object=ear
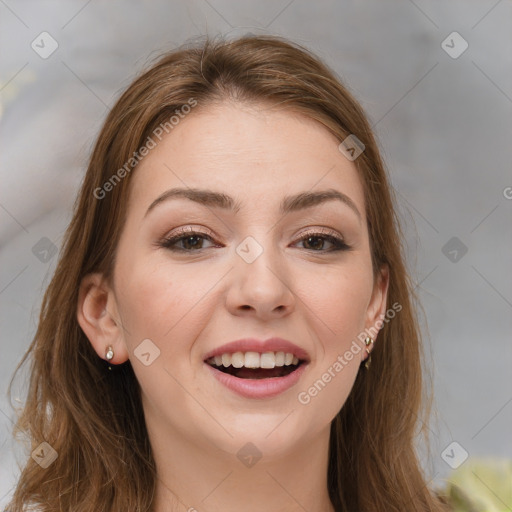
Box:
[362,264,390,362]
[76,272,129,364]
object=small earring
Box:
[105,345,114,361]
[364,336,374,370]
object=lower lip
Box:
[204,362,308,399]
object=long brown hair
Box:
[5,34,449,512]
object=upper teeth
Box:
[207,351,300,369]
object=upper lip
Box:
[203,337,310,362]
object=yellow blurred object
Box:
[440,458,512,512]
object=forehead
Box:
[127,101,366,219]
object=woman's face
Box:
[101,101,388,458]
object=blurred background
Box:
[1,0,511,506]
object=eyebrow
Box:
[144,187,362,222]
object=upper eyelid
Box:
[295,227,343,239]
[164,225,216,238]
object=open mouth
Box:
[205,351,306,380]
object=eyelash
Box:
[157,227,351,253]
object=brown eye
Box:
[295,233,350,252]
[159,229,218,252]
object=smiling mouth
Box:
[205,351,305,380]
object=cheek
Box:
[117,251,229,364]
[297,262,373,349]
[297,320,366,428]
[293,262,371,420]
[114,259,211,403]
[114,254,218,351]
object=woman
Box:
[5,35,450,511]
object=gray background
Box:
[1,0,511,506]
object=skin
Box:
[77,101,389,512]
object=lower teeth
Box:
[212,364,299,379]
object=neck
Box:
[148,417,335,512]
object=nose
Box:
[225,239,295,321]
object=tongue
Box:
[210,363,300,379]
[235,367,285,379]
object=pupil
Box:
[185,236,201,249]
[305,236,323,250]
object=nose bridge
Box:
[227,231,294,315]
[235,232,282,284]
